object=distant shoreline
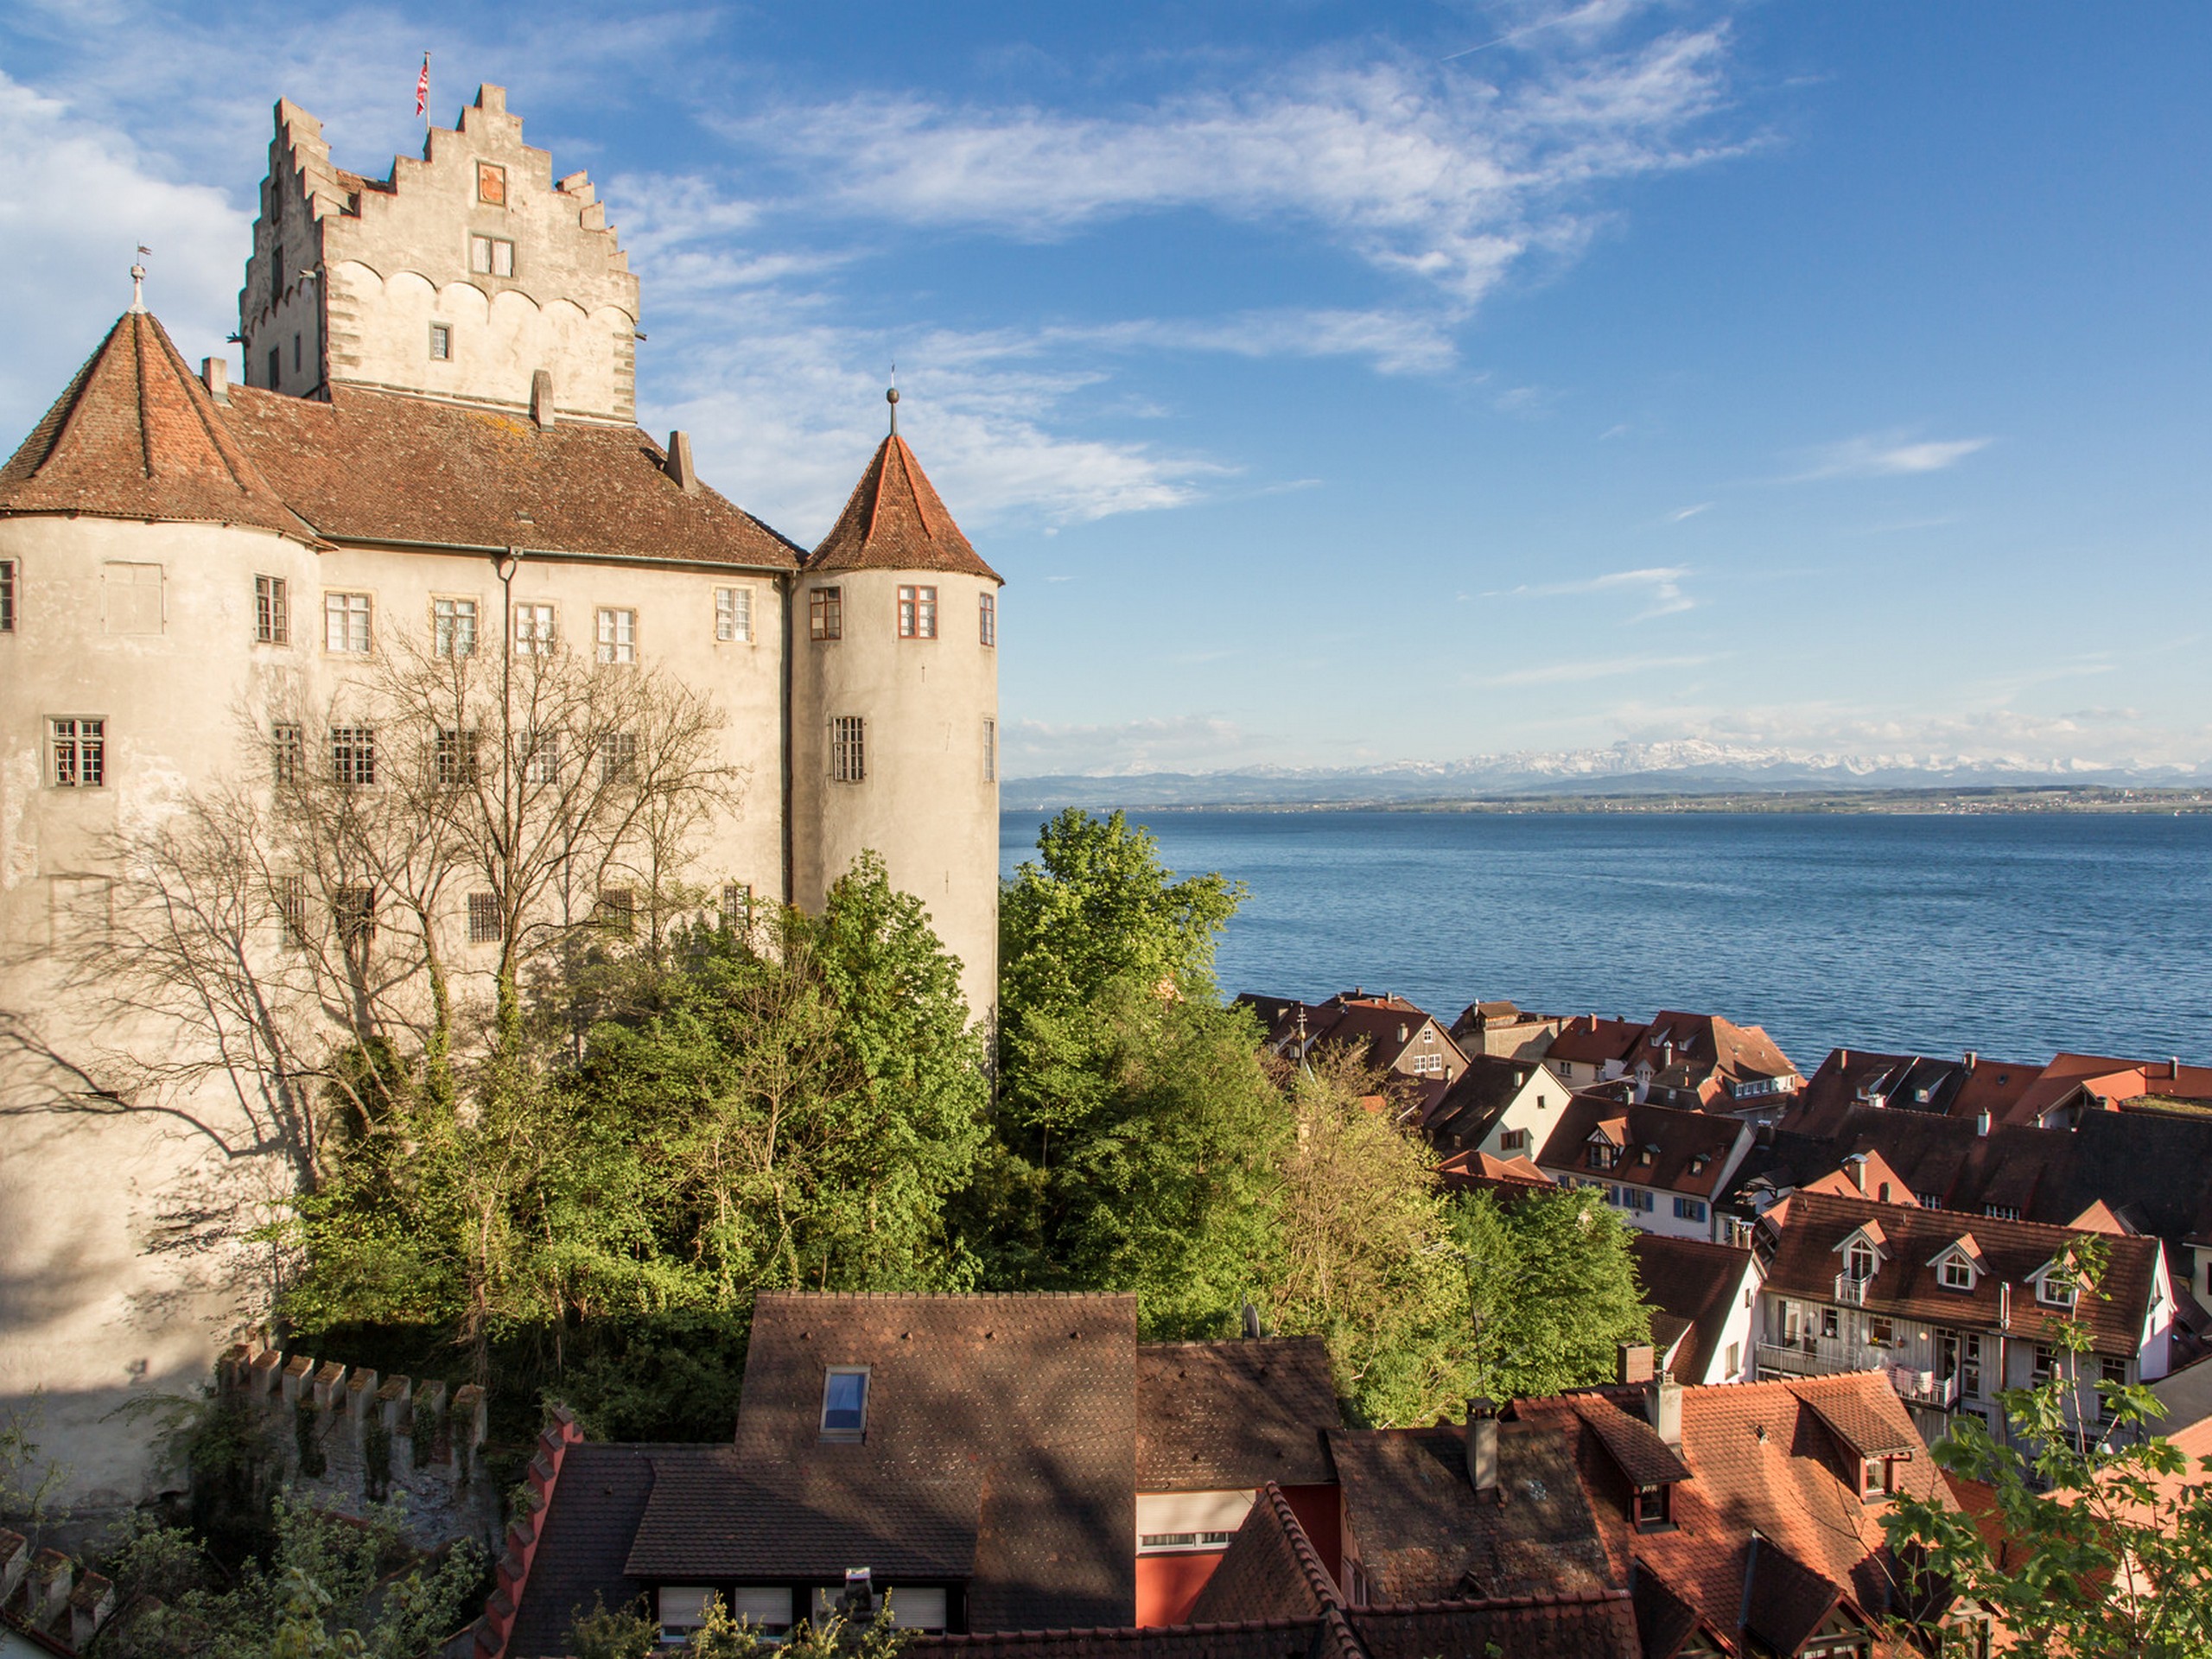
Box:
[1002,785,2212,817]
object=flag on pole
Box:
[415,52,430,118]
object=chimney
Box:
[531,368,556,429]
[200,356,230,404]
[1840,1047,1850,1068]
[1616,1343,1656,1386]
[1465,1399,1498,1497]
[1844,1154,1867,1193]
[666,429,698,493]
[1646,1376,1684,1449]
[1963,1050,1978,1072]
[1975,1110,1991,1138]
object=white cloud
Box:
[1481,651,1713,686]
[1669,501,1712,521]
[1003,715,1255,775]
[1790,431,1993,480]
[1497,563,1696,617]
[728,29,1739,305]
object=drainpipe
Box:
[779,571,794,907]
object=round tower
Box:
[791,394,1002,1027]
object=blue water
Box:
[999,810,2212,1068]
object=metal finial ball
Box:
[887,387,899,404]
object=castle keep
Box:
[0,86,1001,1517]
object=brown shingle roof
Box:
[0,311,308,542]
[1136,1339,1339,1491]
[222,384,802,568]
[507,1443,674,1659]
[1630,1235,1753,1384]
[1568,1396,1691,1488]
[810,434,1000,581]
[1537,1095,1746,1198]
[1186,1487,1338,1626]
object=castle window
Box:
[434,728,478,788]
[715,586,752,643]
[467,893,500,944]
[596,607,637,664]
[330,726,377,786]
[469,235,517,278]
[105,563,164,634]
[983,718,995,783]
[599,732,639,785]
[721,882,753,925]
[434,597,478,658]
[268,348,280,391]
[334,887,376,953]
[522,728,561,784]
[514,603,556,655]
[294,334,302,373]
[429,323,452,360]
[255,575,289,645]
[477,162,506,206]
[979,590,995,646]
[810,586,842,641]
[325,593,372,654]
[899,584,937,639]
[49,718,105,787]
[270,722,304,784]
[275,874,309,949]
[0,559,14,631]
[595,887,636,935]
[270,239,284,302]
[831,716,866,784]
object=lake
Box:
[999,808,2212,1067]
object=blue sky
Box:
[4,2,2209,776]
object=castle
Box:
[0,87,1001,1519]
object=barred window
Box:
[429,323,452,361]
[522,728,561,784]
[596,607,637,664]
[467,893,500,944]
[715,586,752,643]
[51,718,105,787]
[333,886,376,952]
[434,597,478,658]
[596,887,636,934]
[435,728,478,787]
[331,726,377,786]
[831,715,865,784]
[979,590,995,646]
[275,874,309,947]
[270,721,304,784]
[982,718,995,783]
[599,731,639,785]
[898,585,937,639]
[325,592,372,653]
[810,586,842,641]
[255,575,289,644]
[514,603,556,655]
[720,881,753,925]
[1,559,16,632]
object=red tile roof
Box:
[1137,1339,1340,1491]
[1537,1095,1748,1198]
[1628,1234,1754,1383]
[1757,1190,2163,1358]
[810,434,1000,581]
[0,311,308,542]
[1542,1016,1649,1068]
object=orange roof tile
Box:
[810,433,1000,581]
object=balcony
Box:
[1756,1337,1888,1378]
[1834,1273,1870,1306]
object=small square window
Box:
[898,584,938,639]
[1499,1128,1529,1152]
[596,887,635,935]
[1635,1485,1671,1529]
[0,558,15,632]
[255,575,289,645]
[596,607,637,664]
[1870,1316,1895,1346]
[599,731,639,785]
[522,728,561,784]
[715,586,752,643]
[467,893,500,944]
[1861,1459,1892,1500]
[979,590,996,646]
[434,597,478,658]
[831,715,866,784]
[1820,1307,1840,1338]
[721,881,753,926]
[822,1367,869,1439]
[50,717,105,787]
[1942,1256,1974,1290]
[810,586,842,641]
[469,234,516,277]
[331,725,377,786]
[275,874,309,948]
[982,717,995,783]
[476,162,506,206]
[429,323,452,361]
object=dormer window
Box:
[1940,1255,1975,1291]
[1847,1242,1877,1283]
[2038,1274,2077,1308]
[1587,1140,1620,1172]
[1634,1484,1673,1529]
[1860,1458,1895,1502]
[821,1366,869,1440]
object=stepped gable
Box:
[809,434,1001,581]
[0,310,308,542]
[220,385,801,569]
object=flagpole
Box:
[416,49,431,132]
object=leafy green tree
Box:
[984,810,1278,1332]
[1885,1237,2212,1658]
[1453,1185,1650,1402]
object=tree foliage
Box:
[1455,1184,1651,1402]
[1885,1237,2212,1658]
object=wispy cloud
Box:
[1481,651,1713,686]
[1669,501,1713,521]
[1003,715,1255,775]
[1789,430,1993,480]
[1497,564,1696,618]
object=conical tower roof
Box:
[0,310,310,543]
[809,433,1001,582]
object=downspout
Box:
[779,570,794,906]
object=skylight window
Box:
[822,1366,869,1440]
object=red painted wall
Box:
[1281,1484,1340,1584]
[1135,1551,1222,1627]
